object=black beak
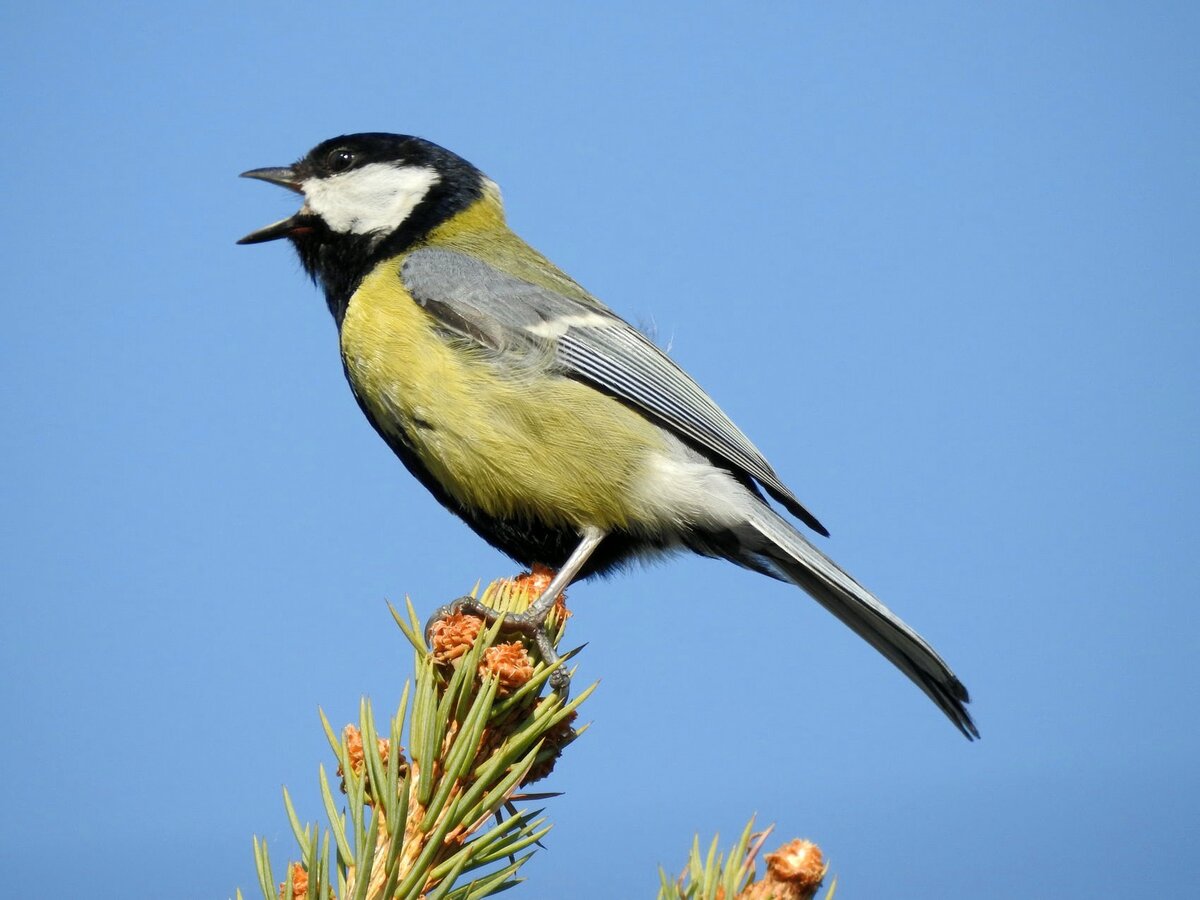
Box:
[237,166,310,245]
[237,215,311,245]
[239,166,303,192]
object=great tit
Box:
[239,133,976,739]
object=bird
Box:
[238,133,977,739]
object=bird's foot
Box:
[424,572,571,696]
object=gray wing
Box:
[401,247,828,536]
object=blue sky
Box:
[2,2,1197,897]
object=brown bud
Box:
[739,838,827,900]
[341,725,365,778]
[337,724,407,799]
[480,641,535,695]
[511,565,572,620]
[429,611,484,663]
[279,862,308,900]
[515,564,556,598]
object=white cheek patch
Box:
[303,163,441,236]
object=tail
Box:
[721,506,978,739]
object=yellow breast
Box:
[339,256,670,532]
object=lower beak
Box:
[237,214,312,245]
[238,165,310,244]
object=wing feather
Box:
[401,247,828,535]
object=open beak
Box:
[237,166,311,244]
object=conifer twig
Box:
[658,819,835,900]
[243,573,592,900]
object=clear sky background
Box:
[2,3,1197,897]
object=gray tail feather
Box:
[734,507,978,740]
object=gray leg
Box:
[424,527,607,696]
[515,526,605,623]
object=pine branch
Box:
[658,820,835,900]
[242,574,591,900]
[236,573,837,898]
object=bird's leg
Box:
[424,527,606,695]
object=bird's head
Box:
[238,133,488,308]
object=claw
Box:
[424,584,572,696]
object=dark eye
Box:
[325,148,355,173]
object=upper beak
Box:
[240,166,303,192]
[237,166,308,245]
